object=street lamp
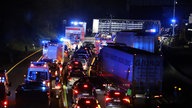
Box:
[172,0,177,36]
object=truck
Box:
[100,44,163,101]
[114,30,161,53]
[42,41,64,65]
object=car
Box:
[75,58,89,71]
[73,76,110,92]
[72,96,101,108]
[66,69,86,87]
[67,60,83,72]
[15,81,51,108]
[49,62,61,79]
[72,80,97,102]
[105,89,131,108]
[72,53,90,61]
[0,69,11,108]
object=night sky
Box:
[0,0,192,49]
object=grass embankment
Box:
[0,43,41,69]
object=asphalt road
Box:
[6,49,64,108]
[3,45,192,108]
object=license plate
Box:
[114,99,120,102]
[82,93,89,96]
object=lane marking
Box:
[6,49,42,75]
[87,57,96,77]
[63,85,68,107]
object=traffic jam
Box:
[9,37,135,108]
[0,20,166,108]
[1,34,165,108]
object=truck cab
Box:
[0,69,11,108]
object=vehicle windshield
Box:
[28,71,48,81]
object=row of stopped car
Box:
[71,76,132,108]
[71,76,101,108]
[65,45,95,88]
[15,61,63,108]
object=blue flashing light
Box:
[71,21,84,26]
[60,37,65,42]
[145,28,157,33]
[71,21,78,25]
[73,22,78,25]
[41,86,46,91]
[41,40,49,44]
[171,19,176,23]
[150,29,156,33]
[78,22,84,25]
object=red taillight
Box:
[105,97,112,101]
[68,65,72,69]
[76,106,80,108]
[43,81,50,87]
[114,92,120,95]
[83,84,88,88]
[47,82,50,87]
[123,98,130,103]
[85,100,90,104]
[4,100,8,107]
[68,77,72,81]
[55,71,58,76]
[74,90,78,94]
[74,61,79,64]
[59,66,62,71]
[55,83,61,89]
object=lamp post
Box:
[172,0,177,36]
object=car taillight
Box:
[47,82,50,87]
[85,100,90,104]
[76,106,80,108]
[74,61,79,64]
[68,77,72,81]
[43,81,50,87]
[59,65,62,71]
[55,71,58,76]
[105,97,112,101]
[114,92,120,95]
[83,84,88,88]
[4,100,8,107]
[68,65,72,69]
[55,83,61,89]
[74,90,78,94]
[123,98,130,103]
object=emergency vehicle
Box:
[42,40,64,65]
[25,61,50,87]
